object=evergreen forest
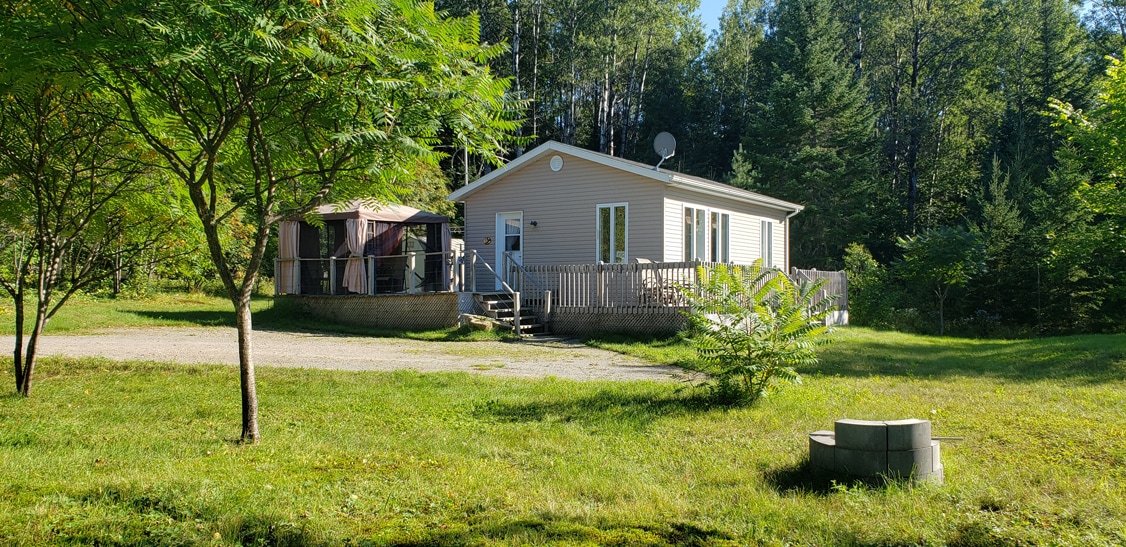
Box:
[438,0,1126,336]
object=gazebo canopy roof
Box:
[311,200,448,224]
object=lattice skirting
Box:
[283,294,459,331]
[550,307,688,338]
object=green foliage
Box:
[896,226,987,335]
[733,0,877,269]
[69,0,526,303]
[1049,53,1126,332]
[680,262,834,403]
[842,242,894,327]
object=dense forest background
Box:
[434,0,1125,336]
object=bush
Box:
[842,243,893,327]
[680,262,835,404]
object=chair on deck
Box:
[631,257,681,306]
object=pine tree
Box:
[732,0,878,269]
[991,0,1092,203]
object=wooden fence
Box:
[791,267,849,325]
[520,261,707,309]
[509,262,850,334]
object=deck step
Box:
[471,291,548,335]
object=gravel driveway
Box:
[13,327,685,382]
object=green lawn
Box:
[1,324,1124,545]
[0,293,506,341]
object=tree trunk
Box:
[12,284,25,393]
[531,0,541,141]
[235,296,260,443]
[510,0,524,156]
[565,0,579,145]
[19,296,52,397]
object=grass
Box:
[0,292,510,341]
[1,325,1124,545]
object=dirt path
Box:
[10,327,685,382]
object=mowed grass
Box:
[0,293,507,341]
[1,327,1125,545]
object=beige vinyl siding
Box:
[731,212,761,264]
[662,187,789,266]
[462,152,665,276]
[774,220,786,269]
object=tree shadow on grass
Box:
[125,306,495,341]
[811,332,1126,383]
[384,517,732,547]
[473,387,726,430]
[127,309,237,327]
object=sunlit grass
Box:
[0,292,509,341]
[2,326,1125,545]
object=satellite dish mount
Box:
[653,132,677,171]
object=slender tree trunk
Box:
[531,0,541,141]
[621,40,640,155]
[235,295,259,442]
[907,16,923,234]
[511,0,524,156]
[19,293,52,397]
[12,284,25,393]
[937,285,947,336]
[566,1,578,145]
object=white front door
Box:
[496,212,523,289]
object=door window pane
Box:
[694,209,706,260]
[711,212,730,263]
[684,207,709,261]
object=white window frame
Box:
[596,202,628,264]
[761,220,774,268]
[684,206,731,263]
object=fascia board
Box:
[447,144,554,201]
[668,175,804,213]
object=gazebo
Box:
[276,200,452,295]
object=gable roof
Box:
[447,140,803,213]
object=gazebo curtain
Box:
[341,219,367,294]
[277,221,300,294]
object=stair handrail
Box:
[503,252,552,328]
[467,250,521,334]
[503,252,548,293]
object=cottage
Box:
[448,141,807,336]
[448,140,802,285]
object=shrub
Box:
[680,261,835,404]
[842,242,893,327]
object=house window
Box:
[685,207,730,262]
[761,220,774,268]
[711,212,730,263]
[684,207,705,261]
[597,203,627,263]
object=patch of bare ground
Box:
[10,327,686,382]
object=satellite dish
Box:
[653,132,676,171]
